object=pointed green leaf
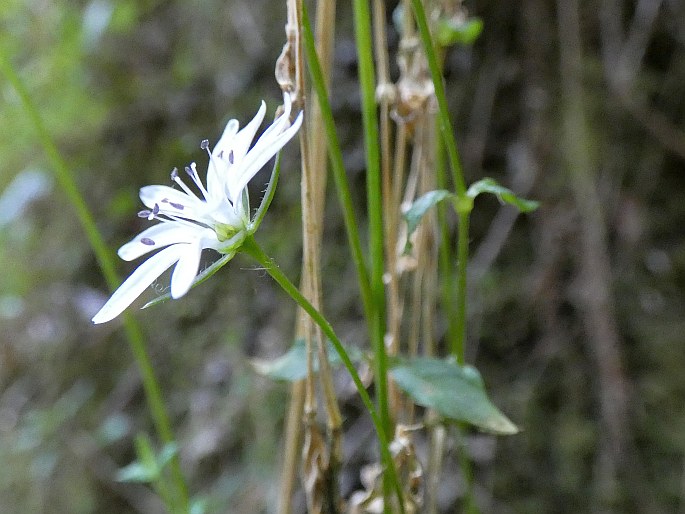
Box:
[436,17,484,47]
[390,357,519,435]
[117,435,178,483]
[157,443,178,469]
[252,338,364,382]
[466,178,539,212]
[116,462,157,483]
[403,190,455,250]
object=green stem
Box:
[454,213,469,364]
[0,53,189,511]
[351,0,390,448]
[301,3,373,326]
[349,1,392,509]
[410,0,470,363]
[241,236,405,514]
[435,119,458,357]
[410,0,466,197]
[410,5,475,507]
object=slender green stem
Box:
[410,0,466,197]
[435,119,458,356]
[241,236,405,514]
[410,0,471,364]
[454,214,469,364]
[349,2,393,509]
[0,53,189,511]
[410,5,476,509]
[301,3,372,326]
[351,0,391,448]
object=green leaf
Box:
[390,357,519,435]
[436,17,484,47]
[252,338,364,382]
[116,462,157,483]
[116,436,178,483]
[466,178,539,212]
[403,190,454,250]
[157,443,178,468]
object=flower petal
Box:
[208,102,268,203]
[207,119,239,199]
[118,222,214,261]
[255,93,293,142]
[92,245,184,324]
[230,100,267,164]
[170,239,203,298]
[227,111,303,201]
[139,185,207,216]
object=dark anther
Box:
[228,150,234,164]
[184,165,193,176]
[170,167,179,180]
[140,238,156,246]
[138,210,151,218]
[152,204,160,215]
[200,139,209,150]
[161,198,183,209]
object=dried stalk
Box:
[278,0,341,512]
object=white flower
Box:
[92,95,302,324]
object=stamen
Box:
[161,198,185,210]
[172,172,196,198]
[136,205,158,221]
[185,162,209,199]
[200,139,209,150]
[140,238,156,246]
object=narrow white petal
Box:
[207,102,268,202]
[227,111,303,200]
[207,124,236,198]
[118,222,206,261]
[256,96,292,142]
[139,185,207,215]
[92,245,184,324]
[170,239,203,299]
[230,101,267,163]
[213,119,240,156]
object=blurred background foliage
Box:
[1,0,684,513]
